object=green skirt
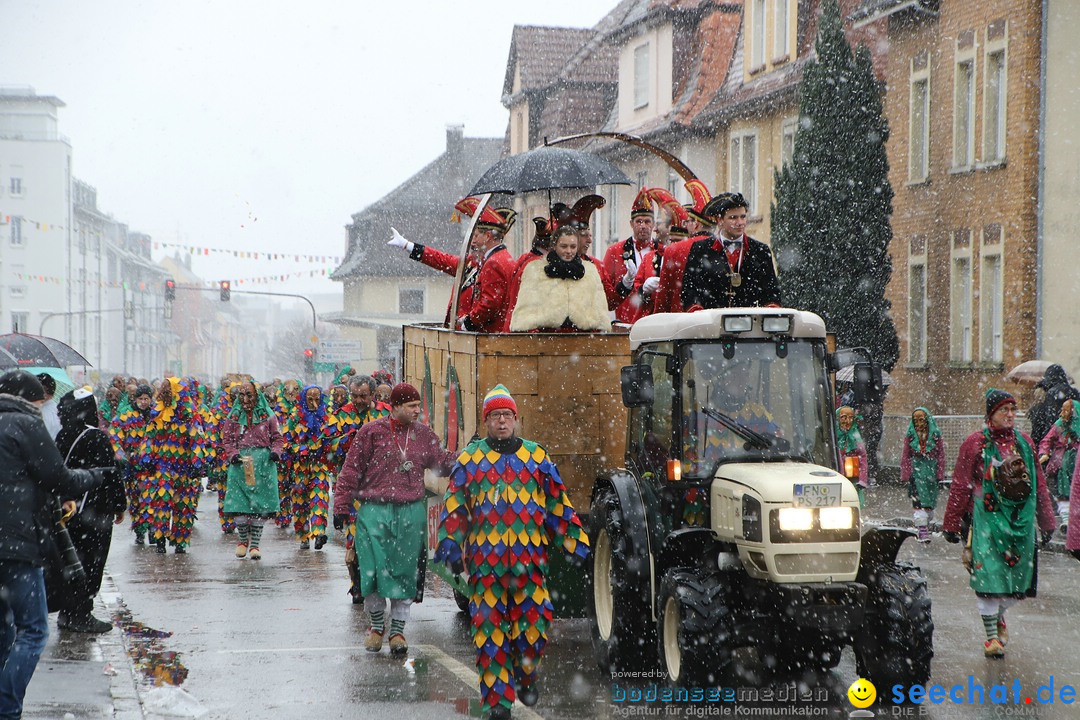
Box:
[223,447,280,515]
[354,500,426,600]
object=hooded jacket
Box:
[0,393,104,566]
[55,390,126,533]
[1030,364,1080,445]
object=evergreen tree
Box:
[771,0,899,371]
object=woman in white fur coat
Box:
[504,226,610,333]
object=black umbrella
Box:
[0,346,19,369]
[469,146,632,195]
[0,333,91,368]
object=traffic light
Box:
[219,280,231,302]
[303,348,315,373]
[164,278,176,302]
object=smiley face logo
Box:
[847,678,876,708]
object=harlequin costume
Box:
[273,380,301,527]
[900,407,946,542]
[435,385,590,718]
[222,386,283,560]
[283,385,335,548]
[333,383,456,654]
[602,187,657,323]
[943,389,1056,657]
[205,384,239,534]
[110,385,153,543]
[142,377,206,553]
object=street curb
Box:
[97,574,145,720]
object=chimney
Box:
[446,124,464,160]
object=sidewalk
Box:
[23,576,143,720]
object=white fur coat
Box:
[508,259,611,332]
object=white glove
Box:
[642,276,660,295]
[389,227,414,253]
[622,258,639,289]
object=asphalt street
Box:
[24,484,1080,720]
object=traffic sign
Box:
[318,341,363,363]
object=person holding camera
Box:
[0,371,107,719]
[52,387,127,633]
[943,388,1057,659]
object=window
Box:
[730,131,757,210]
[984,49,1007,162]
[634,43,650,109]
[909,54,931,182]
[9,166,22,196]
[398,288,425,315]
[751,0,766,70]
[780,117,798,168]
[907,236,928,365]
[10,312,28,333]
[607,189,619,243]
[953,58,975,167]
[9,216,22,246]
[9,286,26,299]
[773,0,790,60]
[515,110,525,154]
[667,170,678,195]
[979,225,1003,363]
[637,171,648,190]
[949,230,973,363]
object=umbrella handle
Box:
[448,193,491,330]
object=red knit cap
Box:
[388,382,421,406]
[482,384,517,419]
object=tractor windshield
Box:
[680,339,835,478]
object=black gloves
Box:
[269,452,280,462]
[1041,529,1054,548]
[943,531,962,544]
[332,514,348,530]
[230,455,242,465]
[449,558,465,575]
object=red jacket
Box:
[411,244,477,324]
[652,236,704,314]
[462,245,515,332]
[630,248,665,321]
[603,237,652,323]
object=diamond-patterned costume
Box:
[282,386,335,543]
[110,394,152,536]
[205,384,238,533]
[142,378,206,549]
[436,437,590,714]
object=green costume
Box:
[222,391,281,516]
[905,408,943,509]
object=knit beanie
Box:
[985,388,1016,418]
[482,384,517,419]
[388,382,421,407]
[0,370,46,402]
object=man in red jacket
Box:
[456,206,516,332]
[602,188,656,323]
[653,191,781,313]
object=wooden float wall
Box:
[403,324,631,507]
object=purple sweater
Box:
[222,415,283,459]
[334,417,456,510]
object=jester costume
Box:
[1037,399,1080,508]
[273,380,301,527]
[944,388,1057,657]
[204,383,239,533]
[110,388,153,542]
[435,386,589,716]
[222,387,283,560]
[141,378,207,553]
[282,385,335,547]
[900,408,946,542]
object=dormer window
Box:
[634,43,650,109]
[746,0,796,77]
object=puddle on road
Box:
[111,601,189,686]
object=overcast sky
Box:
[1,0,614,295]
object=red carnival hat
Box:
[683,178,716,226]
[452,197,517,234]
[630,187,654,218]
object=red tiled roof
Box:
[675,8,743,123]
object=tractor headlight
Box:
[761,315,792,334]
[819,506,854,530]
[777,507,813,531]
[722,315,753,333]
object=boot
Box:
[155,537,167,554]
[64,615,113,634]
[984,638,1005,658]
[364,628,384,652]
[314,534,327,550]
[388,633,408,656]
[519,683,539,707]
[248,546,262,560]
[488,705,511,720]
[134,530,145,546]
[236,543,249,558]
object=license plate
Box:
[793,483,841,508]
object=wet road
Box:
[102,490,1080,720]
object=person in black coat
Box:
[0,371,106,719]
[52,388,126,633]
[1029,364,1080,447]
